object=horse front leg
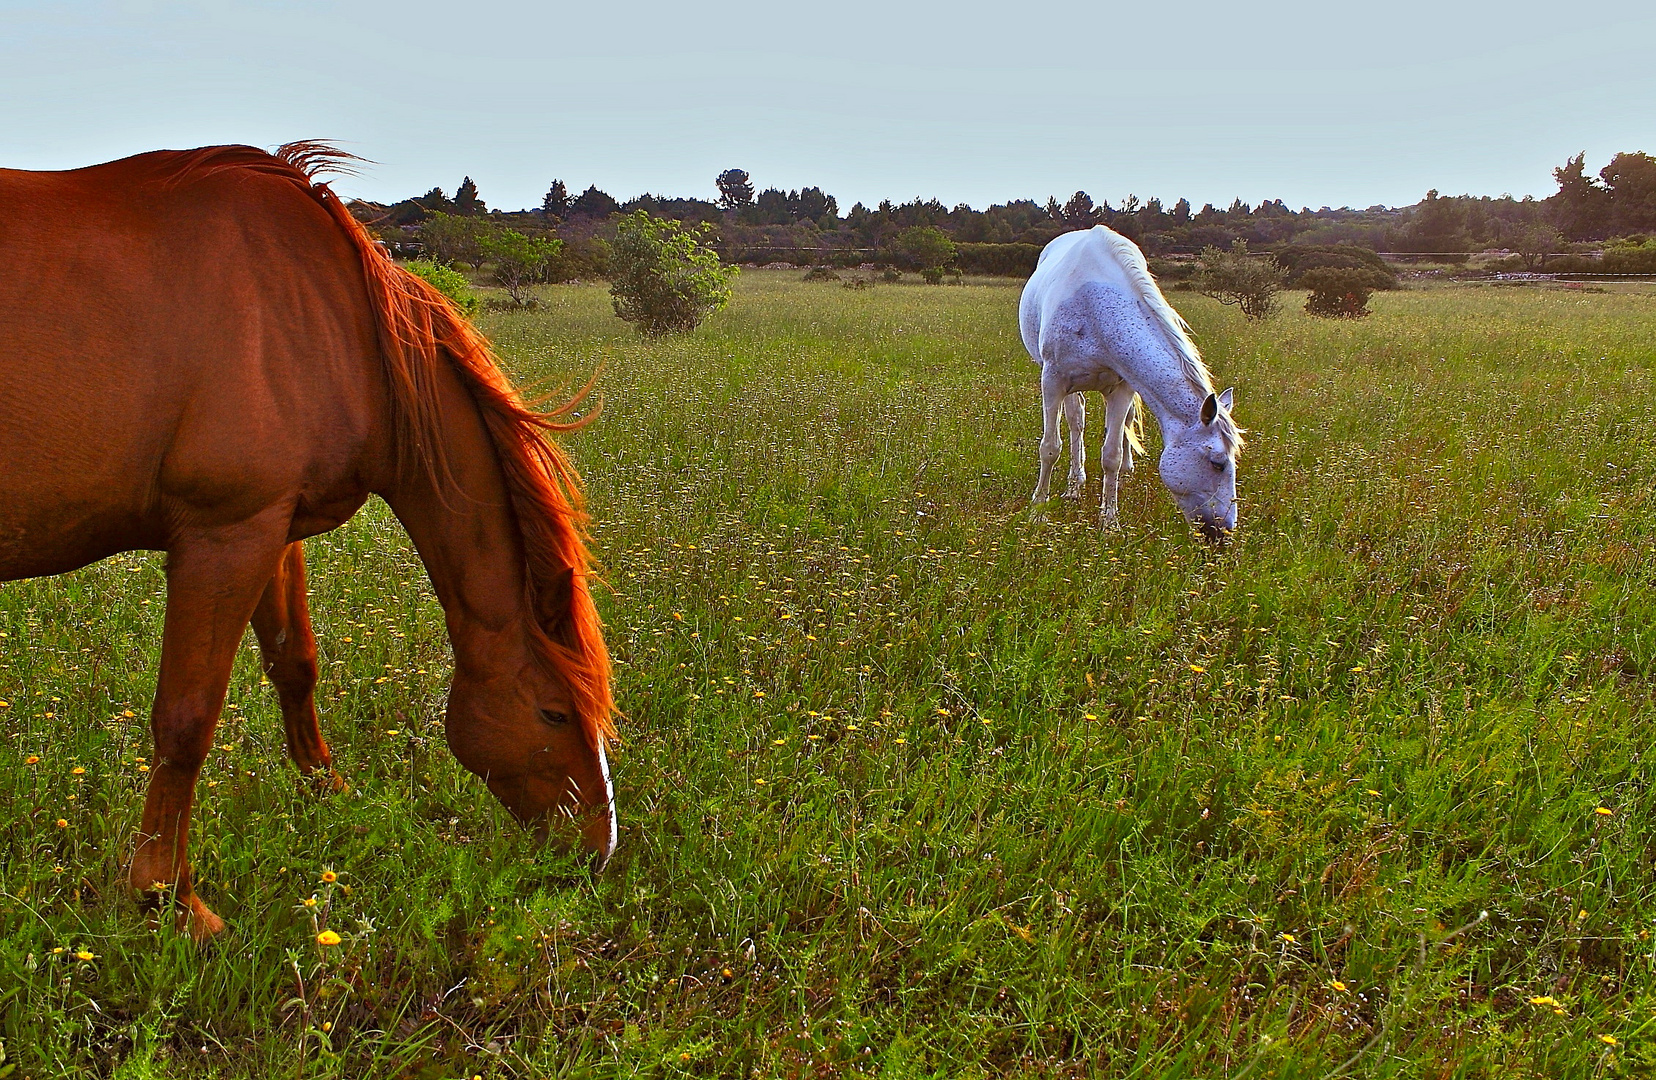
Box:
[251,541,345,792]
[131,512,289,941]
[1032,375,1066,505]
[1098,385,1138,530]
[1062,392,1087,499]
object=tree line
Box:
[354,150,1656,277]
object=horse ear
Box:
[1200,392,1218,425]
[1218,386,1235,412]
[536,567,576,631]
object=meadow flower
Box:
[25,755,39,765]
[316,930,342,946]
[1599,1034,1619,1047]
[1595,807,1613,816]
[320,870,338,884]
[1280,933,1295,944]
[1528,996,1557,1007]
[56,818,68,828]
[71,766,85,775]
[75,949,96,961]
[1331,980,1347,991]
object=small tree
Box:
[892,225,957,278]
[421,212,492,269]
[405,259,479,316]
[1195,240,1287,319]
[609,211,737,336]
[482,229,563,307]
[1513,223,1563,270]
[1301,267,1375,318]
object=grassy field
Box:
[5,273,1656,1078]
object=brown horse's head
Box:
[444,641,616,866]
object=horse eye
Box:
[538,708,571,726]
[1211,460,1227,473]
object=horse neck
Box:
[378,378,528,675]
[1115,321,1208,432]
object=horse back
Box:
[0,151,389,578]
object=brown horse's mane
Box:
[162,141,614,744]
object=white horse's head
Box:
[1158,387,1241,540]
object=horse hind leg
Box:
[131,511,291,941]
[251,541,345,793]
[1062,392,1087,499]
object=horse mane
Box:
[162,142,615,744]
[1091,227,1244,453]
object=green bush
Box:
[881,267,903,283]
[1601,237,1656,274]
[419,212,492,269]
[404,259,479,316]
[481,229,563,307]
[609,211,737,336]
[920,267,944,285]
[890,226,957,273]
[802,266,841,282]
[1273,244,1397,289]
[1301,267,1376,318]
[1195,240,1287,320]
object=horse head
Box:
[1159,387,1240,541]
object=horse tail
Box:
[1126,393,1146,456]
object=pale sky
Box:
[4,0,1652,213]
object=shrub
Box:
[404,259,479,316]
[1302,267,1376,318]
[921,267,944,285]
[609,211,737,336]
[1196,241,1287,319]
[1602,237,1656,274]
[891,226,957,273]
[881,267,904,283]
[802,266,841,282]
[1273,244,1397,288]
[841,277,872,291]
[481,229,563,306]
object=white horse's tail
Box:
[1126,393,1145,455]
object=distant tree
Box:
[1548,154,1608,240]
[1170,197,1192,225]
[541,179,570,221]
[481,228,563,306]
[1393,190,1468,254]
[891,225,957,276]
[1058,191,1100,229]
[420,211,492,269]
[419,186,454,215]
[1195,240,1287,320]
[753,187,792,225]
[568,184,620,219]
[794,186,839,226]
[454,176,486,216]
[716,168,755,211]
[609,211,737,336]
[1601,151,1656,235]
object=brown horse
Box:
[0,143,616,940]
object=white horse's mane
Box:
[1092,227,1244,451]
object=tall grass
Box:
[3,275,1656,1077]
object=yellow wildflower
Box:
[316,930,342,946]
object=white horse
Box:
[1020,225,1243,538]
